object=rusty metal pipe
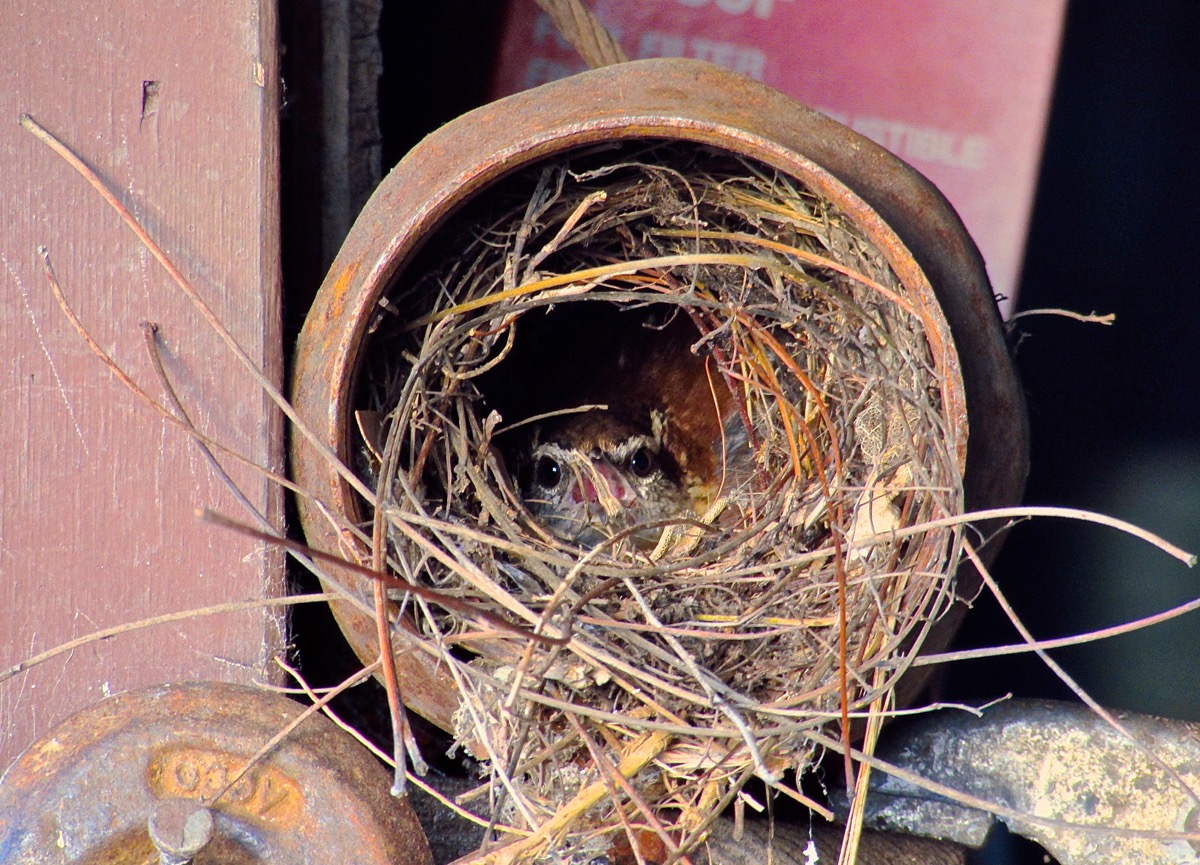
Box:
[290,57,1028,732]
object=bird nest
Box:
[357,142,965,860]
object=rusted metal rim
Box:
[0,682,432,864]
[290,58,1028,733]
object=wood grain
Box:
[0,0,284,769]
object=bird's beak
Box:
[567,459,635,515]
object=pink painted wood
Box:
[0,1,285,770]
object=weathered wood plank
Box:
[0,0,284,769]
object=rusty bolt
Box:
[147,798,214,865]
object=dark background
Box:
[955,0,1200,715]
[946,0,1200,718]
[289,2,1200,863]
[947,5,1200,859]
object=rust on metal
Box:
[851,699,1200,865]
[146,746,305,828]
[147,798,215,865]
[290,57,1028,732]
[0,682,433,865]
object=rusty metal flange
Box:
[290,57,1029,731]
[0,682,432,865]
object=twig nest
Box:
[358,142,965,858]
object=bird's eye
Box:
[535,455,562,490]
[628,446,655,479]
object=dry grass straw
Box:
[365,143,965,859]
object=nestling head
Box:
[517,409,692,548]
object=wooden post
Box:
[0,1,285,769]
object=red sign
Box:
[491,0,1067,314]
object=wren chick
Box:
[503,306,747,549]
[520,408,691,548]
